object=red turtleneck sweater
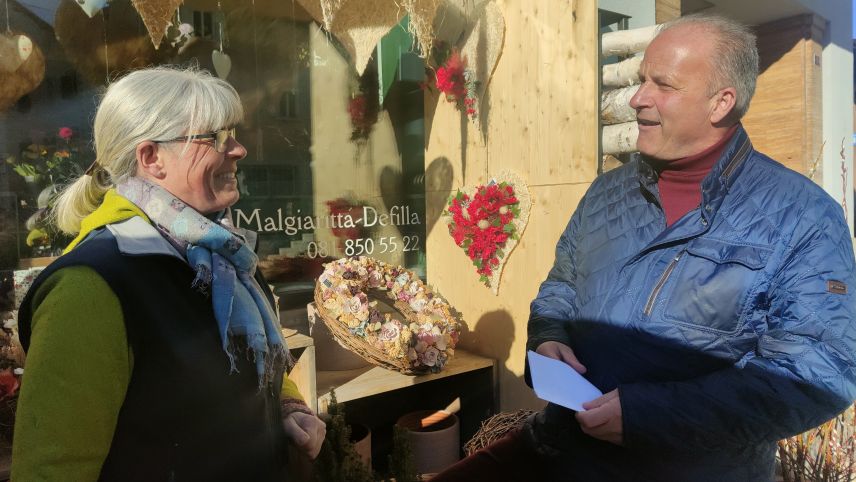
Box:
[657,125,738,226]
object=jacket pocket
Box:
[661,238,771,334]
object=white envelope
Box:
[528,350,603,411]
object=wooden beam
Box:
[601,25,657,57]
[601,85,638,125]
[602,56,642,88]
[602,121,639,155]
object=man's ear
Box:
[710,87,737,124]
[136,141,166,179]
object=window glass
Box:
[0,0,427,321]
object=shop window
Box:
[0,2,427,319]
[59,71,79,99]
[279,90,299,119]
[193,10,215,39]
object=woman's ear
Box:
[136,141,166,179]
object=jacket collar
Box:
[630,125,754,256]
[637,124,753,212]
[700,124,753,214]
[67,189,183,260]
[64,189,150,252]
[107,217,184,259]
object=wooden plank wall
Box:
[655,0,681,24]
[424,0,598,411]
[741,14,825,179]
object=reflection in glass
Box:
[0,0,426,332]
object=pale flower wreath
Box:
[314,256,461,374]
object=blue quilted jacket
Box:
[525,126,856,481]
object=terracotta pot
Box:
[350,422,371,468]
[396,410,460,475]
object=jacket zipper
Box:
[643,250,684,316]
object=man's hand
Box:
[536,341,587,374]
[283,412,326,459]
[576,389,623,445]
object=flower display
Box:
[444,181,521,286]
[5,127,87,185]
[315,256,461,374]
[347,93,379,141]
[347,65,380,143]
[432,42,479,119]
[5,127,88,256]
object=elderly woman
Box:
[12,67,325,481]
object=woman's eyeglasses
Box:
[154,127,236,153]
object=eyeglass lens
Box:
[215,128,236,153]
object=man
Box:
[523,13,856,481]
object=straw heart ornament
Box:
[444,170,531,294]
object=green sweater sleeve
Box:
[12,266,132,482]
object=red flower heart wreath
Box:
[444,182,521,285]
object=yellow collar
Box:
[64,189,150,253]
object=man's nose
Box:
[628,83,648,110]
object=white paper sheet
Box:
[528,350,603,411]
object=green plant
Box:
[388,424,418,482]
[313,389,374,482]
[5,128,87,256]
[5,132,87,186]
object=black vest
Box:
[19,228,288,482]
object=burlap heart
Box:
[131,0,184,49]
[0,33,44,111]
[295,0,441,75]
[0,33,33,73]
[444,170,531,295]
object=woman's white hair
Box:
[53,66,244,234]
[658,13,759,120]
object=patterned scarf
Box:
[116,177,286,386]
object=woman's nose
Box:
[227,139,248,160]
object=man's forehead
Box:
[641,30,711,75]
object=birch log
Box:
[602,121,638,155]
[601,85,638,125]
[602,56,642,88]
[601,25,657,57]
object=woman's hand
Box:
[283,412,326,459]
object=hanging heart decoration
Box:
[0,32,45,111]
[443,170,531,294]
[55,0,174,85]
[0,33,33,72]
[294,0,441,75]
[211,50,232,79]
[295,0,404,75]
[131,0,184,49]
[431,0,505,124]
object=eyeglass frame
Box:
[153,127,237,153]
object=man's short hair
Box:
[657,14,759,120]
